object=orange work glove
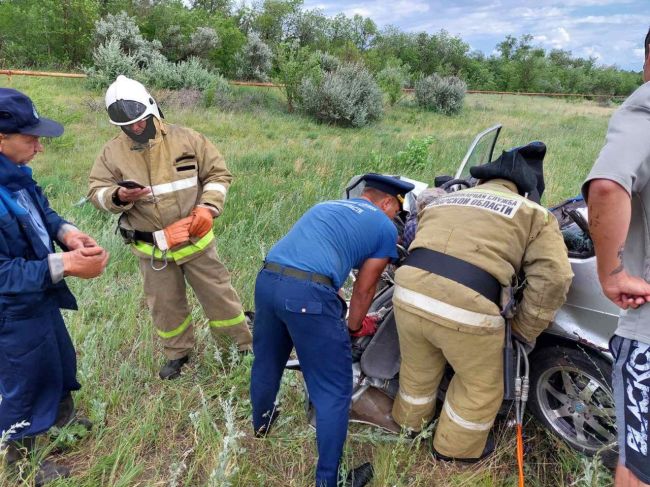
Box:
[350,314,379,337]
[188,206,214,237]
[154,217,193,250]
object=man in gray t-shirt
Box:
[582,28,650,487]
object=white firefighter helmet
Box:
[105,75,161,126]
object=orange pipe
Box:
[0,69,87,78]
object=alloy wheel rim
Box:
[536,364,616,453]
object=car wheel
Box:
[528,346,617,466]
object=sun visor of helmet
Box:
[107,99,148,125]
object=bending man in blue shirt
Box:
[250,174,414,487]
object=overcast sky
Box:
[301,0,647,71]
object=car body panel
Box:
[548,255,619,355]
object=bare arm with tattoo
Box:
[588,178,650,309]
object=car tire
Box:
[528,346,618,468]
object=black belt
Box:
[263,262,334,288]
[403,248,501,306]
[118,226,155,244]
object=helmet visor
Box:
[107,100,147,125]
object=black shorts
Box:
[611,335,650,483]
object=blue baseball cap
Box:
[0,88,64,137]
[362,173,415,208]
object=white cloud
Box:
[344,6,372,17]
[582,46,604,60]
[536,27,571,49]
[572,14,640,25]
[305,0,429,23]
[337,1,429,23]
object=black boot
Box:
[254,407,280,438]
[430,434,495,463]
[54,393,93,431]
[345,462,374,487]
[4,437,34,465]
[159,355,189,380]
[4,438,70,486]
[34,459,71,486]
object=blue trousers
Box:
[251,269,352,487]
[0,305,80,439]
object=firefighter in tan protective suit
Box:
[88,76,252,380]
[391,143,573,461]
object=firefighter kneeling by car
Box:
[391,144,574,461]
[87,76,252,380]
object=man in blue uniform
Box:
[0,88,109,485]
[250,174,414,487]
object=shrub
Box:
[94,11,163,68]
[142,56,184,90]
[235,31,272,81]
[274,42,322,112]
[414,74,466,115]
[176,57,218,91]
[203,75,233,108]
[87,11,167,89]
[187,27,219,59]
[84,38,139,90]
[143,57,217,91]
[394,136,435,171]
[313,51,340,73]
[377,62,410,105]
[86,11,223,94]
[299,62,383,127]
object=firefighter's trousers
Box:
[138,244,252,359]
[391,301,504,459]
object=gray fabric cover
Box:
[360,310,401,380]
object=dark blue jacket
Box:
[0,154,77,318]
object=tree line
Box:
[0,0,642,97]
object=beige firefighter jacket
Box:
[394,179,573,342]
[88,120,231,262]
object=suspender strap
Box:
[403,248,501,306]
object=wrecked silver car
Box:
[290,124,619,463]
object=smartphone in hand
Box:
[117,180,146,190]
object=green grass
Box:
[0,76,615,486]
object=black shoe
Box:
[159,355,189,380]
[54,393,93,431]
[4,438,34,465]
[55,393,75,427]
[345,462,374,487]
[254,408,280,438]
[34,459,71,486]
[430,434,495,463]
